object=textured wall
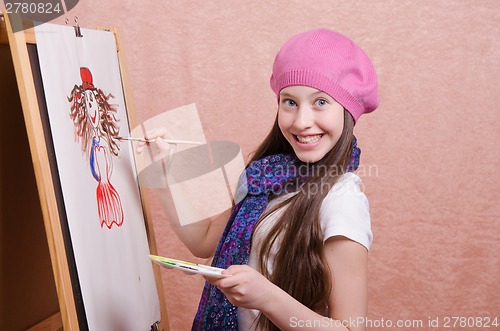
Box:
[27,0,500,330]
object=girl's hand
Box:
[136,127,176,159]
[206,265,275,310]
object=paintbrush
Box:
[118,136,204,145]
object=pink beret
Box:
[270,28,379,123]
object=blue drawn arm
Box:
[90,138,100,181]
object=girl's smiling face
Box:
[278,85,344,163]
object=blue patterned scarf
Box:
[192,137,360,330]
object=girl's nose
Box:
[293,105,314,130]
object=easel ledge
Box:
[1,12,168,331]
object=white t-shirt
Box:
[238,172,372,330]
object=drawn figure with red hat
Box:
[68,67,124,228]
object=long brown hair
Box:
[249,109,355,331]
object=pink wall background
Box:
[8,0,499,329]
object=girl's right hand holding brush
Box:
[136,127,176,159]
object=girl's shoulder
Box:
[320,172,372,249]
[326,172,364,196]
[322,172,368,212]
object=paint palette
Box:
[149,255,229,278]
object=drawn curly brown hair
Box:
[67,67,120,158]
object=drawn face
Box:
[278,85,344,163]
[84,90,99,129]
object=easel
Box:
[0,13,168,330]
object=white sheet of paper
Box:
[35,23,160,331]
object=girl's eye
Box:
[284,99,296,107]
[316,99,328,107]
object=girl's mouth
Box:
[294,134,324,144]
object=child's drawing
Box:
[68,67,124,228]
[35,24,160,330]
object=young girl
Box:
[144,28,379,330]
